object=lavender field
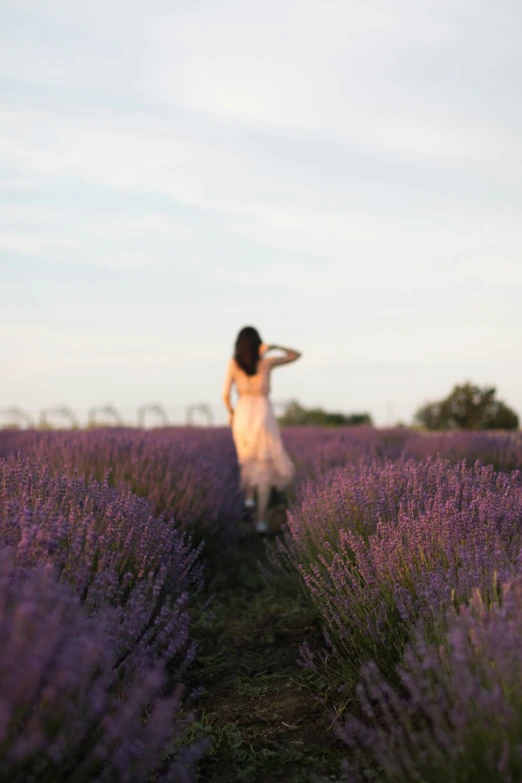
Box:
[1,425,522,782]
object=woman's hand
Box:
[259,342,269,356]
[263,345,301,367]
[228,410,234,427]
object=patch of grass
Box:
[180,530,346,782]
[236,670,280,698]
[174,714,344,783]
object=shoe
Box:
[255,519,269,535]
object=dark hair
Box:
[234,326,262,376]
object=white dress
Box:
[223,357,295,491]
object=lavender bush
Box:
[402,429,522,475]
[267,456,477,583]
[339,576,522,783]
[0,428,243,542]
[0,548,206,782]
[281,427,522,487]
[291,456,521,558]
[292,459,522,689]
[281,426,388,489]
[1,457,203,679]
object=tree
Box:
[415,383,519,431]
[278,400,373,427]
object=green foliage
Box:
[278,400,373,428]
[415,382,519,431]
[174,534,345,782]
[175,717,343,782]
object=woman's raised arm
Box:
[264,345,302,367]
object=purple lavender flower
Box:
[0,457,203,679]
[339,576,522,783]
[0,548,206,782]
[283,457,522,688]
[0,427,243,541]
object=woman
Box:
[222,326,301,534]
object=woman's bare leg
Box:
[243,487,256,522]
[256,481,271,523]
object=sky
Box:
[1,0,521,427]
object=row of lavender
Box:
[270,429,522,782]
[1,425,522,781]
[0,426,248,782]
[3,425,521,503]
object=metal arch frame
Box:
[87,405,123,428]
[186,403,214,427]
[0,406,34,429]
[137,403,169,428]
[39,406,80,429]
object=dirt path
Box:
[184,528,346,783]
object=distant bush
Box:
[278,400,372,428]
[415,383,519,431]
